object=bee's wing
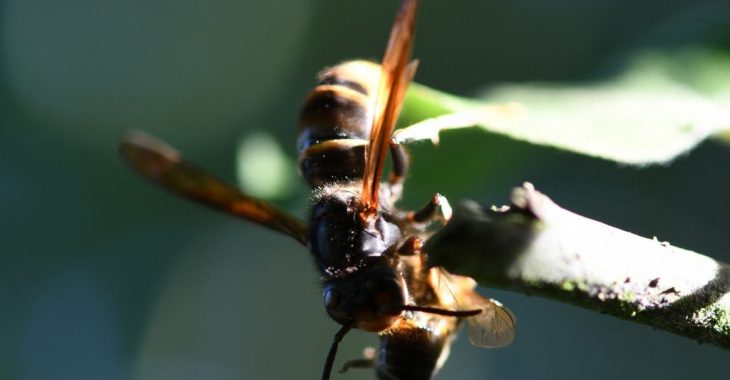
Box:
[120,131,309,245]
[466,294,516,348]
[428,267,516,348]
[360,0,419,212]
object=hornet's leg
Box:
[388,140,410,201]
[340,347,376,374]
[397,236,423,256]
[407,193,452,225]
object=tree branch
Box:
[425,183,730,349]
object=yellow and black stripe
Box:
[298,60,382,188]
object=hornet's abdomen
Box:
[298,60,382,188]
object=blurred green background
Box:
[2,0,730,379]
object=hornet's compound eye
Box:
[324,287,341,310]
[365,276,406,316]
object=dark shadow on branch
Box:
[425,199,536,285]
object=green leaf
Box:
[402,48,730,165]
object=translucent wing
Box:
[466,295,517,348]
[119,131,309,245]
[427,267,516,348]
[360,0,419,212]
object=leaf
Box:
[402,48,730,165]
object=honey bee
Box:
[120,0,515,379]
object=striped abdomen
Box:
[298,60,382,188]
[375,317,457,380]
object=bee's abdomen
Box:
[376,323,451,380]
[298,60,381,187]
